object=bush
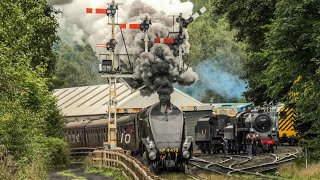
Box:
[34,137,70,168]
[46,138,70,168]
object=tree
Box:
[263,0,320,159]
[0,0,59,77]
[213,0,277,104]
[0,0,68,177]
[52,43,104,89]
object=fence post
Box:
[305,148,308,169]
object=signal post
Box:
[86,0,134,149]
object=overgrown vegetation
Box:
[52,42,104,89]
[0,0,69,178]
[278,163,320,179]
[84,158,128,180]
[212,0,320,160]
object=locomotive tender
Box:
[195,109,278,154]
[64,102,193,172]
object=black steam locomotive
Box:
[195,110,278,154]
[64,103,193,172]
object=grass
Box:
[84,156,129,180]
[70,157,87,163]
[57,170,86,180]
[159,172,194,180]
[278,163,320,179]
[86,167,129,180]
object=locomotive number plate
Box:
[159,148,179,153]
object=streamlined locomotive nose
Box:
[148,103,184,149]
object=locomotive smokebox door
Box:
[209,115,217,126]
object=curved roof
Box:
[53,83,204,117]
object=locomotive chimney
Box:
[160,99,172,114]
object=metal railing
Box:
[91,149,161,180]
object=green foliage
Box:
[213,0,277,104]
[213,0,276,51]
[86,167,128,180]
[52,43,104,89]
[187,3,247,76]
[0,0,59,77]
[187,15,247,76]
[17,153,49,180]
[263,0,320,159]
[278,162,320,179]
[36,138,70,168]
[0,0,69,178]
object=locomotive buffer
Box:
[86,0,134,149]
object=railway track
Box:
[190,147,299,177]
[190,157,233,176]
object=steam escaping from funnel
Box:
[50,0,198,107]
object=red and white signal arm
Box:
[86,8,108,14]
[154,38,175,44]
[119,23,141,29]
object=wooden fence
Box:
[91,149,161,180]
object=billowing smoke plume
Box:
[177,60,246,102]
[50,0,198,105]
[114,1,198,105]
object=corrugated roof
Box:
[53,83,204,117]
